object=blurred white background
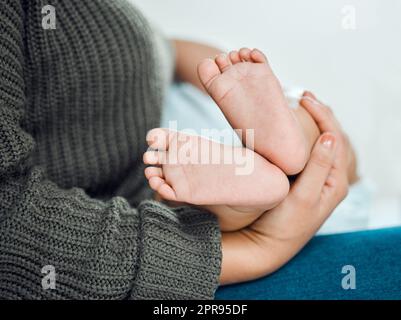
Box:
[130,0,401,228]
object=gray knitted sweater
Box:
[0,0,221,299]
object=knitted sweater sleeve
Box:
[0,1,221,300]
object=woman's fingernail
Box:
[321,134,335,149]
[301,96,320,105]
[306,91,317,99]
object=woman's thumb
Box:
[291,133,337,204]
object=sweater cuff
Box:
[131,201,222,300]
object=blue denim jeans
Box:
[215,227,401,300]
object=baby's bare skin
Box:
[198,48,309,175]
[144,48,318,231]
[144,129,289,232]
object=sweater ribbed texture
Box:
[0,0,221,299]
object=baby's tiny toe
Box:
[146,128,169,150]
[145,167,164,179]
[143,151,166,165]
[215,53,232,72]
[158,183,177,201]
[198,58,221,90]
[251,49,268,63]
[149,177,177,201]
[239,48,252,62]
[229,51,241,64]
[148,176,165,191]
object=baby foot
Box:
[143,128,289,208]
[198,48,308,175]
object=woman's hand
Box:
[220,92,350,285]
[302,91,359,184]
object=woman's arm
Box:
[172,39,223,93]
[0,3,221,300]
[219,93,351,285]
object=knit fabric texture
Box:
[0,0,221,299]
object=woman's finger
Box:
[300,92,340,134]
[301,92,351,173]
[290,133,337,207]
[303,91,320,103]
